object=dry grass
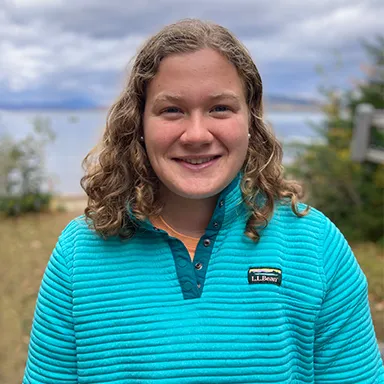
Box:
[352,242,384,342]
[0,210,83,384]
[0,211,383,384]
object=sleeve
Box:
[314,217,384,383]
[23,234,77,383]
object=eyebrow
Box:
[209,92,242,103]
[152,94,183,105]
[152,91,242,105]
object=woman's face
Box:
[143,48,249,201]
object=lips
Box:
[172,155,222,170]
[174,155,221,164]
[182,157,216,165]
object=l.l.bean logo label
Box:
[248,267,282,286]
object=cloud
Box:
[1,0,383,106]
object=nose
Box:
[179,112,213,146]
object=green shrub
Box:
[287,37,384,242]
[0,193,52,216]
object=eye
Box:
[162,107,182,114]
[211,105,231,113]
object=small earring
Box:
[248,133,251,139]
[140,136,144,141]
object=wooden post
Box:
[351,104,384,164]
[351,104,374,162]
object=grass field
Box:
[1,210,383,383]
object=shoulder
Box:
[58,215,101,253]
[272,200,327,232]
[61,214,93,236]
[271,200,349,249]
[271,201,361,284]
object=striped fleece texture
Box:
[23,181,384,383]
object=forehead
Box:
[146,48,246,103]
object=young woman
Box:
[23,19,383,383]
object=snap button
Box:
[203,239,211,247]
[219,200,224,208]
[213,222,219,228]
[195,262,203,270]
[197,283,201,289]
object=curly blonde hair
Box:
[81,18,308,240]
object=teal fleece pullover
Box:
[23,176,384,383]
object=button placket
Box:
[183,281,193,291]
[168,194,228,300]
[178,258,188,268]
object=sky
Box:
[0,0,383,108]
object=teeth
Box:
[183,157,215,165]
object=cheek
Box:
[216,117,248,147]
[144,119,177,157]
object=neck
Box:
[159,188,218,238]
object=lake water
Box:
[0,109,324,195]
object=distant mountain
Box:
[0,94,319,110]
[265,94,319,106]
[264,94,321,112]
[0,96,97,110]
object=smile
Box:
[173,155,221,170]
[183,157,215,165]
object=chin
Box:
[170,179,229,200]
[177,190,218,200]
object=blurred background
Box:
[0,0,383,382]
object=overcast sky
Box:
[1,0,383,108]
